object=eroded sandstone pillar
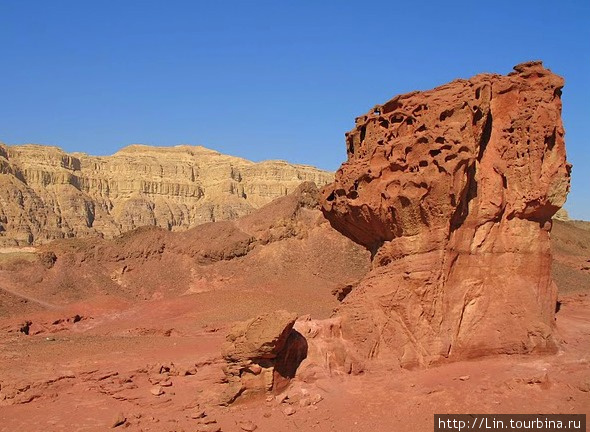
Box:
[322,61,571,367]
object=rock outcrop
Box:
[221,310,307,403]
[0,143,333,246]
[322,61,571,367]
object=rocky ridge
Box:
[0,181,370,319]
[0,143,333,246]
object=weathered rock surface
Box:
[322,61,571,367]
[0,143,333,245]
[294,316,364,380]
[221,310,307,403]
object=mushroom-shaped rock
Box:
[322,61,571,368]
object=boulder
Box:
[222,310,297,364]
[221,310,308,404]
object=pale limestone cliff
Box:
[553,208,570,221]
[0,143,333,245]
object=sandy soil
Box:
[0,288,588,432]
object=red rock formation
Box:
[322,61,571,368]
[221,310,308,403]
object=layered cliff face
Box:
[0,144,333,245]
[322,61,571,367]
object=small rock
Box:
[110,412,126,428]
[160,380,172,387]
[310,394,323,405]
[148,373,170,385]
[263,412,272,418]
[576,380,590,392]
[238,420,258,431]
[275,393,288,403]
[283,406,296,416]
[191,410,207,420]
[248,364,262,375]
[150,386,164,396]
[179,366,197,376]
[202,418,218,425]
[299,398,311,407]
[191,409,207,419]
[459,375,470,381]
[285,389,302,404]
[19,321,32,335]
[97,371,119,381]
[265,395,274,403]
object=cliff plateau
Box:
[0,143,333,245]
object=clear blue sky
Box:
[0,0,588,219]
